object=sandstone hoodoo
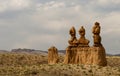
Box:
[63,26,78,64]
[88,22,107,66]
[63,22,107,66]
[48,46,59,64]
[75,26,90,64]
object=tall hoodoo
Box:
[89,22,107,66]
[75,26,90,64]
[63,26,77,64]
[78,26,89,47]
[64,22,107,66]
[92,22,102,47]
[68,26,78,47]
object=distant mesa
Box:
[11,48,35,52]
[11,48,48,54]
[0,50,8,53]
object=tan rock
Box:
[88,22,107,66]
[77,26,89,47]
[75,47,90,64]
[88,46,107,66]
[92,22,102,47]
[48,46,59,64]
[75,26,90,64]
[63,47,77,64]
[68,26,78,47]
[63,26,77,64]
[63,22,107,66]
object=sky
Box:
[0,0,120,54]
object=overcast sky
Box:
[0,0,120,54]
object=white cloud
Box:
[0,0,31,13]
[90,0,120,6]
[98,12,120,30]
[36,1,65,11]
[98,0,120,5]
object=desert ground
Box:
[0,52,120,76]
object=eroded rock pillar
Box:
[48,46,59,64]
[63,26,77,64]
[88,22,107,66]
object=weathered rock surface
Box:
[92,22,102,47]
[68,26,78,47]
[75,26,90,64]
[63,26,77,64]
[88,46,107,66]
[63,22,107,66]
[63,47,77,64]
[75,47,90,64]
[48,46,59,64]
[89,22,107,66]
[77,26,89,47]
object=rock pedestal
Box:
[90,22,107,66]
[75,26,90,64]
[63,46,77,64]
[75,47,90,64]
[48,46,59,64]
[63,27,78,64]
[88,46,107,66]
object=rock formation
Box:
[75,26,90,64]
[88,22,107,66]
[63,22,107,66]
[63,26,77,64]
[88,46,107,66]
[77,26,89,47]
[68,26,78,47]
[48,46,59,64]
[92,22,102,47]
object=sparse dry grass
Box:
[0,52,120,76]
[0,52,47,66]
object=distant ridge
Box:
[0,48,119,56]
[11,48,47,54]
[0,50,9,52]
[114,54,120,56]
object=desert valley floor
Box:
[0,52,120,76]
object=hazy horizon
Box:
[0,0,120,54]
